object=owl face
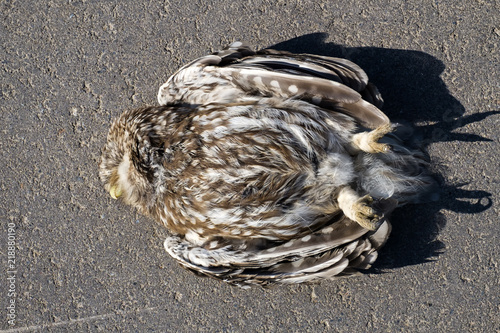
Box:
[99,107,158,213]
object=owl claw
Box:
[352,195,382,230]
[369,124,393,153]
[338,189,383,230]
[352,123,393,154]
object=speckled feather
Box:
[100,43,436,287]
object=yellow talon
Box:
[110,185,122,199]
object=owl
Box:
[100,42,436,287]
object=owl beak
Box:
[109,185,123,199]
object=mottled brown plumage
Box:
[100,43,436,287]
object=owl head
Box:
[99,106,167,213]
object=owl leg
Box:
[337,186,381,230]
[351,123,393,154]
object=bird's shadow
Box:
[268,33,496,270]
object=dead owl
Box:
[100,42,436,287]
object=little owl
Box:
[100,42,436,287]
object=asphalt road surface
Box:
[1,0,499,332]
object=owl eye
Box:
[145,149,154,165]
[146,146,164,166]
[131,137,165,183]
[131,140,152,172]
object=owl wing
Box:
[158,42,389,129]
[157,100,396,286]
[165,218,392,287]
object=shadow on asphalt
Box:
[268,33,496,270]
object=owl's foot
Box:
[338,187,382,230]
[350,195,382,230]
[351,123,393,154]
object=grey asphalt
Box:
[1,0,499,332]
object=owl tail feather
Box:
[164,218,391,287]
[358,123,439,205]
